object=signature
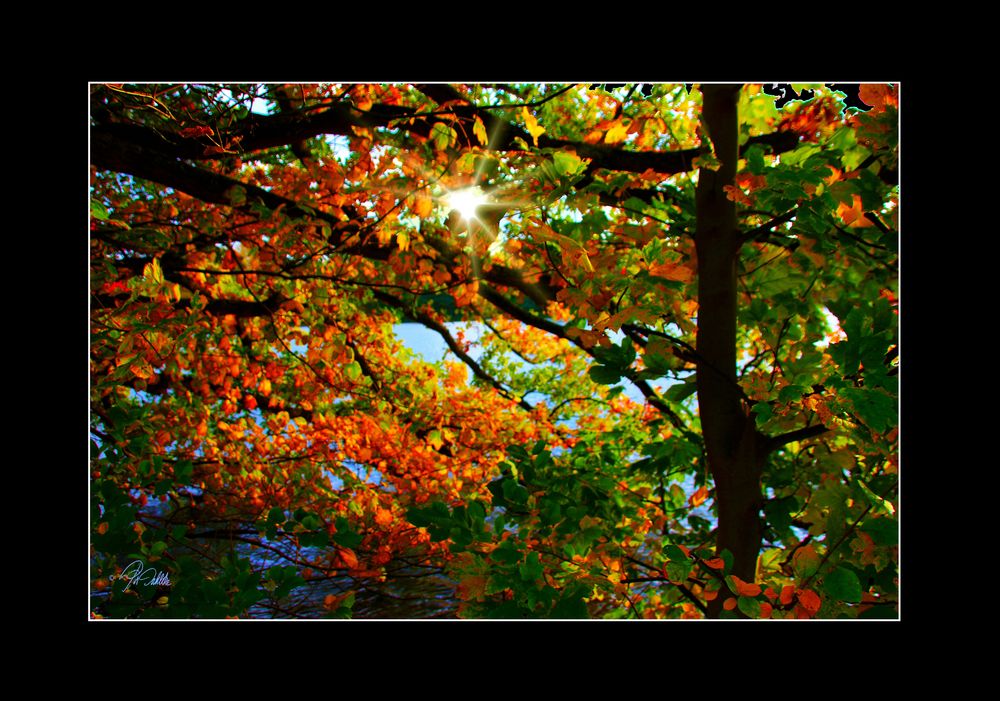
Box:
[109,560,172,590]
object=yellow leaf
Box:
[605,121,629,144]
[522,107,544,146]
[473,116,489,146]
[395,230,410,252]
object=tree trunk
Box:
[694,85,767,618]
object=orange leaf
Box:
[764,586,777,601]
[688,485,709,508]
[723,597,737,611]
[723,184,753,206]
[413,193,434,219]
[703,557,726,570]
[649,259,695,283]
[730,575,762,597]
[338,547,359,570]
[780,584,796,606]
[759,602,773,618]
[796,588,822,613]
[858,84,897,114]
[374,508,393,527]
[836,194,873,228]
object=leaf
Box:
[840,387,896,434]
[91,200,110,221]
[728,575,762,597]
[553,151,585,178]
[430,122,456,150]
[604,121,629,144]
[822,566,863,603]
[344,361,363,382]
[588,364,621,385]
[737,596,762,618]
[796,588,822,614]
[665,381,697,402]
[413,193,434,219]
[792,544,821,579]
[688,485,709,508]
[522,107,545,146]
[473,116,489,146]
[859,516,898,545]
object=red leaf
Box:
[796,588,822,613]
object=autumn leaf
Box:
[522,107,545,146]
[858,84,897,114]
[728,575,762,598]
[180,125,213,138]
[649,259,695,283]
[836,194,874,228]
[89,82,897,620]
[688,485,709,508]
[413,192,434,219]
[473,116,489,147]
[604,121,629,145]
[796,588,822,614]
[792,544,821,579]
[338,547,359,570]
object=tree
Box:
[89,82,898,619]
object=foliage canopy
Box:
[90,82,898,619]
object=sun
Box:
[444,186,489,221]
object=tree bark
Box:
[694,85,767,618]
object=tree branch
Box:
[91,131,392,260]
[764,423,830,454]
[370,290,534,412]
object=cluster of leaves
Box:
[90,83,897,618]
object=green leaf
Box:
[430,122,455,150]
[859,516,898,545]
[745,145,766,175]
[823,566,862,603]
[553,151,585,178]
[91,200,110,221]
[589,364,621,385]
[664,381,697,402]
[752,401,773,427]
[840,387,896,433]
[173,460,194,484]
[737,595,762,618]
[550,594,589,619]
[344,361,363,382]
[853,479,896,516]
[792,546,821,579]
[519,551,543,581]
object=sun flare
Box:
[444,186,489,221]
